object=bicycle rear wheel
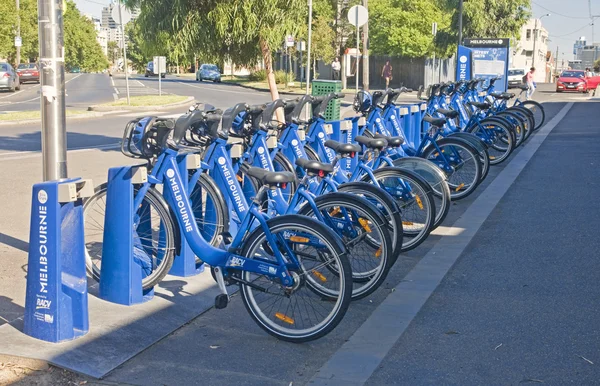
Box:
[239,215,352,342]
[83,184,176,290]
[297,192,394,300]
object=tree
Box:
[107,41,119,66]
[63,0,108,72]
[369,0,452,57]
[594,58,600,72]
[0,0,39,64]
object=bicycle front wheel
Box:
[84,184,176,290]
[519,100,545,130]
[422,138,482,200]
[239,215,352,343]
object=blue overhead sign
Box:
[456,45,473,82]
[463,38,510,92]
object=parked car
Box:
[555,70,600,93]
[145,61,166,78]
[196,64,221,82]
[0,62,20,92]
[507,68,526,88]
[16,63,40,83]
[69,66,81,73]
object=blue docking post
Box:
[24,178,94,342]
[99,166,154,305]
[400,105,414,149]
[169,154,204,277]
[409,104,422,149]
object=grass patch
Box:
[106,95,188,107]
[0,109,90,122]
[221,75,312,94]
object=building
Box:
[101,1,139,45]
[511,18,549,83]
[578,45,600,69]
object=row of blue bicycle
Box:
[82,76,545,342]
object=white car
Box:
[507,68,526,88]
[0,62,21,92]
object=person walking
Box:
[331,57,341,80]
[525,67,536,100]
[382,60,393,89]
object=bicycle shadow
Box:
[0,296,25,327]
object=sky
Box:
[74,0,599,60]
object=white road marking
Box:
[0,73,84,106]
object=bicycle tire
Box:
[83,184,176,290]
[362,167,436,251]
[391,157,452,230]
[519,100,545,130]
[189,172,229,251]
[507,106,534,141]
[469,118,515,165]
[496,111,526,147]
[337,182,403,260]
[297,192,394,300]
[239,215,352,343]
[447,132,490,183]
[422,138,482,200]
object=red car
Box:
[16,63,40,84]
[556,70,600,93]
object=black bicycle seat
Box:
[245,167,295,187]
[324,140,361,157]
[355,135,388,150]
[374,133,404,147]
[436,108,459,119]
[295,158,333,176]
[466,101,490,110]
[517,84,529,91]
[422,115,447,127]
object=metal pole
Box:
[16,0,21,66]
[300,43,303,89]
[356,12,359,93]
[158,59,162,96]
[306,0,313,95]
[117,0,130,105]
[431,53,435,85]
[38,0,67,180]
[362,0,369,91]
[458,0,463,46]
[532,18,538,69]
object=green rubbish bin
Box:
[311,79,342,121]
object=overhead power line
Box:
[531,0,589,20]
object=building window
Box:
[525,50,533,57]
[526,29,531,40]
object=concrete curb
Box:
[0,111,123,127]
[224,81,309,96]
[87,96,195,112]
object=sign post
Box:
[431,22,437,85]
[112,1,132,105]
[348,5,368,93]
[153,56,166,96]
[462,38,510,92]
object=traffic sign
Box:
[347,5,368,27]
[15,36,22,47]
[285,35,295,47]
[111,4,132,25]
[153,56,166,75]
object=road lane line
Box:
[0,73,85,107]
[309,102,574,386]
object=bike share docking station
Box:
[99,154,204,306]
[24,178,94,343]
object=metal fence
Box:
[273,53,456,91]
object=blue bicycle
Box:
[83,113,354,342]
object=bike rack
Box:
[399,105,415,149]
[24,178,94,343]
[99,165,155,305]
[169,154,205,277]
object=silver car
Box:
[0,62,21,92]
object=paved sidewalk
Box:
[365,101,600,385]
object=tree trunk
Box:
[260,38,284,123]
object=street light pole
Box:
[16,0,21,66]
[306,0,313,95]
[458,0,463,46]
[117,0,130,105]
[532,14,550,70]
[362,0,369,91]
[38,0,67,180]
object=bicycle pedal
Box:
[215,294,228,309]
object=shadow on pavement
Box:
[0,132,121,153]
[0,232,29,253]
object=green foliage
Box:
[0,0,107,71]
[594,58,600,72]
[63,0,108,72]
[274,70,294,84]
[107,41,119,65]
[248,69,267,81]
